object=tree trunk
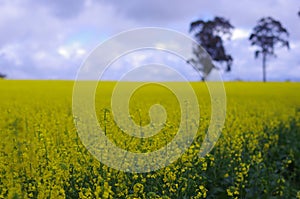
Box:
[262,53,266,82]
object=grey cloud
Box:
[102,0,299,36]
[34,0,86,19]
[100,0,204,25]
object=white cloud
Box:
[58,47,70,59]
[232,29,250,40]
[57,43,86,60]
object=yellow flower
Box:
[199,185,205,191]
[227,189,233,197]
[296,191,300,199]
[133,183,144,194]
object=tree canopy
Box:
[249,16,289,82]
[188,16,234,80]
[0,73,6,79]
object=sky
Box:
[0,0,299,81]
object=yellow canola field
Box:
[0,81,299,198]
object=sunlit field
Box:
[0,80,299,198]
